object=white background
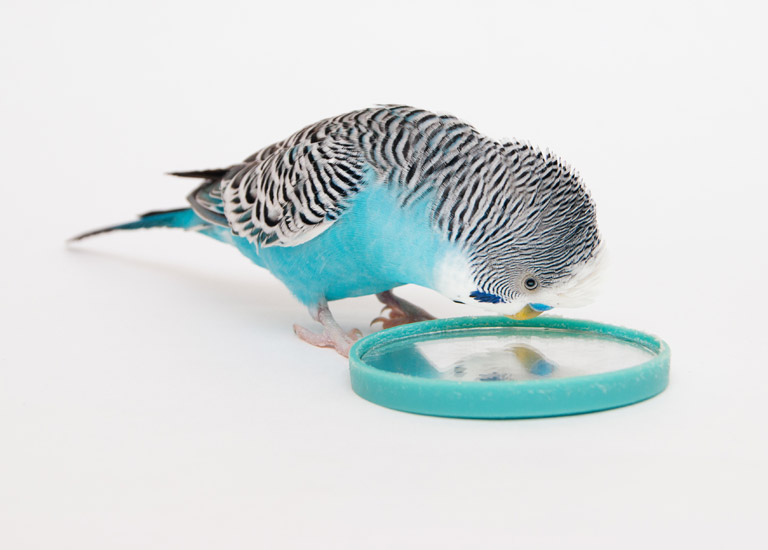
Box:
[2,0,767,548]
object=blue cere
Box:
[529,303,553,312]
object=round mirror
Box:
[349,317,670,419]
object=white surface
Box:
[2,1,767,548]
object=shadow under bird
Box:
[72,105,605,356]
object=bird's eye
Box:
[524,277,538,290]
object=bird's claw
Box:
[371,302,434,329]
[370,305,393,327]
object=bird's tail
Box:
[69,208,205,242]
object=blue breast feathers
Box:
[228,176,453,305]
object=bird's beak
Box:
[506,304,545,321]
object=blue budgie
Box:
[73,105,605,356]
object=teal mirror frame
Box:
[349,316,670,419]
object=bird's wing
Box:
[218,129,368,248]
[181,105,471,246]
[185,176,228,226]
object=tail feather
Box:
[69,208,204,242]
[168,168,229,180]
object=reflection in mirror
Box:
[362,328,655,382]
[449,344,557,382]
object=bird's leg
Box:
[293,299,363,357]
[372,290,436,329]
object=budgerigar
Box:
[73,105,605,356]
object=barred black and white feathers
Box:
[222,133,368,246]
[184,106,479,245]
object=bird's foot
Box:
[372,290,436,329]
[293,324,362,357]
[294,299,363,357]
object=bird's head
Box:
[436,244,606,319]
[433,141,604,319]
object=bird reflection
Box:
[448,344,557,381]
